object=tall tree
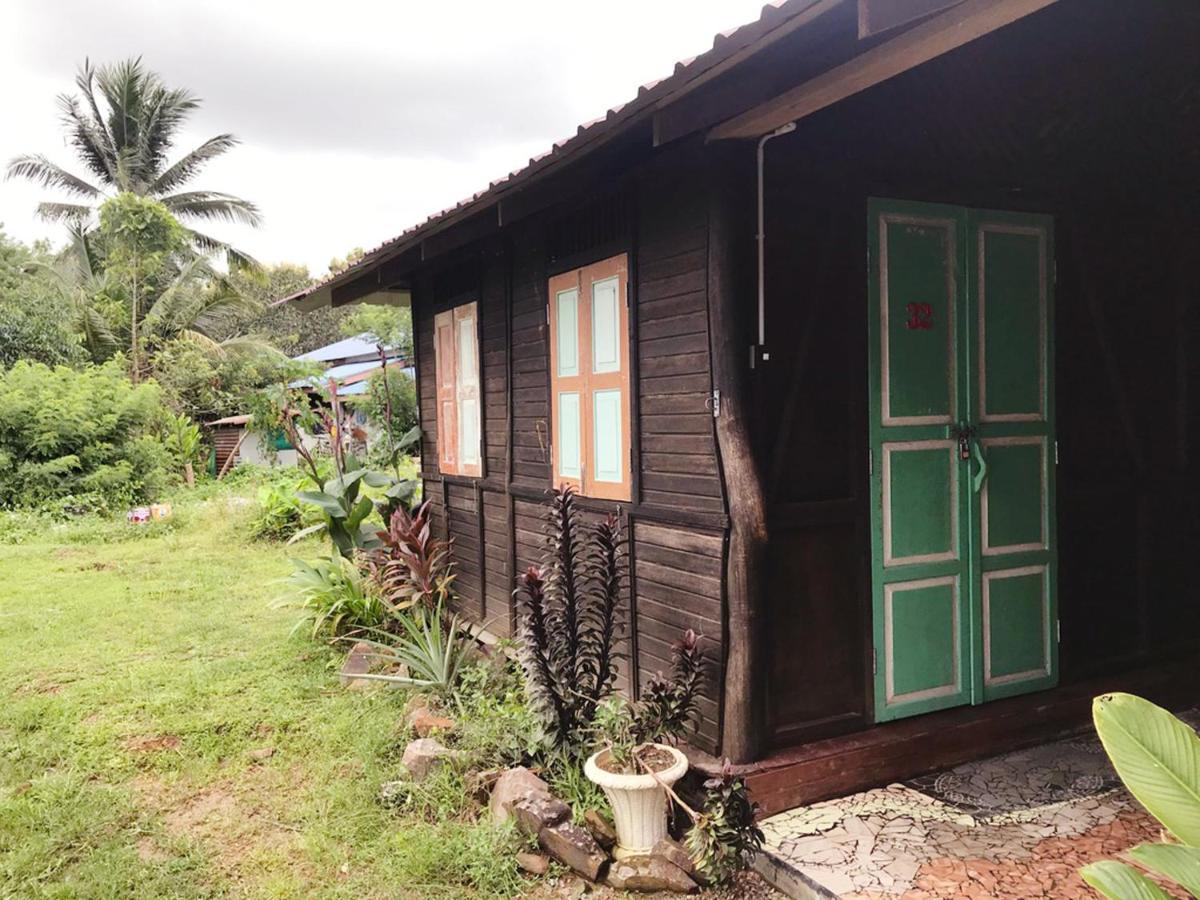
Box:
[5,58,261,269]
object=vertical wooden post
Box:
[707,151,769,764]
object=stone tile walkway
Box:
[760,713,1198,899]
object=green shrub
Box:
[248,476,316,541]
[0,360,171,510]
[281,555,387,639]
[453,657,541,770]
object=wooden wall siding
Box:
[417,272,440,483]
[406,159,730,756]
[445,483,480,619]
[633,521,724,751]
[754,176,871,748]
[510,230,552,491]
[481,489,511,637]
[635,158,724,514]
[481,253,509,487]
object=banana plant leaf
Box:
[1130,843,1200,895]
[1080,860,1172,900]
[1093,692,1200,847]
[297,491,344,516]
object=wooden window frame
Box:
[433,301,482,478]
[548,254,631,501]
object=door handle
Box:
[972,439,988,493]
[952,424,988,492]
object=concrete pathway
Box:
[758,713,1197,898]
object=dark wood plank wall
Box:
[630,150,729,749]
[412,148,730,753]
[755,173,871,750]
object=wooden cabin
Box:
[284,0,1200,815]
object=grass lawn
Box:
[0,491,523,898]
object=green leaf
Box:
[296,491,343,517]
[361,470,392,488]
[1080,861,1172,899]
[385,479,416,500]
[324,468,367,498]
[346,495,374,529]
[1093,693,1200,846]
[397,425,422,450]
[285,522,327,545]
[1130,843,1200,895]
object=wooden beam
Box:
[651,0,846,147]
[857,0,963,39]
[709,0,1060,141]
[707,151,769,764]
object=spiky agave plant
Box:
[514,486,625,749]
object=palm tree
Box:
[6,58,261,269]
[49,226,277,372]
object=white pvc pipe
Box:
[756,121,797,356]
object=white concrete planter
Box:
[584,744,689,859]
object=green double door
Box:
[868,198,1057,722]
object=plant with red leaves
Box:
[367,499,456,615]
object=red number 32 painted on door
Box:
[905,302,934,330]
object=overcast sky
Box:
[0,0,769,275]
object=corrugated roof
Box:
[277,0,832,306]
[293,333,397,362]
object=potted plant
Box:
[583,630,704,858]
[585,698,690,858]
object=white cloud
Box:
[0,0,768,274]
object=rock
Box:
[340,641,374,687]
[538,819,608,882]
[489,766,552,825]
[651,837,702,883]
[516,851,550,876]
[248,746,276,761]
[512,792,571,837]
[405,693,431,712]
[607,855,698,893]
[584,809,617,852]
[401,737,460,781]
[378,780,409,808]
[467,768,502,803]
[408,706,456,737]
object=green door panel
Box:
[881,216,958,423]
[885,442,959,564]
[978,225,1047,421]
[869,199,1057,722]
[982,439,1046,554]
[885,577,965,711]
[983,566,1054,699]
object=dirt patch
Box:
[165,787,239,834]
[81,560,117,571]
[131,771,306,878]
[136,836,170,863]
[123,734,182,753]
[14,678,64,696]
